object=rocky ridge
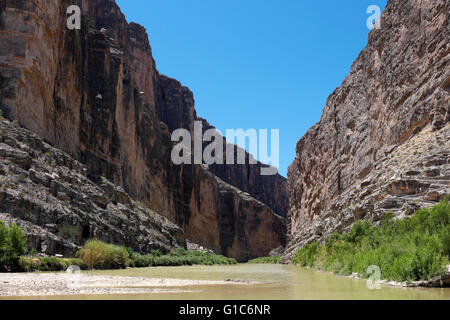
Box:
[286,0,449,258]
[286,123,450,257]
[0,0,286,260]
[154,75,289,217]
[0,117,184,256]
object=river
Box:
[4,264,450,300]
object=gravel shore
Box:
[0,272,254,297]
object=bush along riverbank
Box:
[77,240,237,269]
[247,256,281,264]
[0,221,28,272]
[292,198,450,285]
[0,223,237,272]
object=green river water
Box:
[7,264,450,300]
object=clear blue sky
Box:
[116,0,387,177]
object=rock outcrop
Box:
[155,75,289,217]
[0,0,286,260]
[0,117,184,257]
[286,0,449,258]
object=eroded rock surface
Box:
[155,76,289,217]
[286,0,449,258]
[0,0,285,260]
[0,118,184,256]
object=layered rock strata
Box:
[286,0,449,257]
[0,0,286,260]
[0,118,184,256]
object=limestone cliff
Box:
[0,0,286,261]
[155,76,289,217]
[0,117,184,257]
[286,0,449,258]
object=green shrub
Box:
[28,248,38,256]
[76,241,237,270]
[18,257,87,272]
[127,247,237,268]
[150,249,163,257]
[18,257,37,272]
[76,240,129,269]
[176,247,188,256]
[38,257,67,271]
[0,221,7,246]
[8,223,27,255]
[248,256,281,264]
[129,252,155,268]
[292,199,450,282]
[0,222,28,272]
[293,242,320,267]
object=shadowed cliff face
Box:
[0,118,184,257]
[0,0,286,260]
[154,75,289,217]
[286,0,449,258]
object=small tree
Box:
[0,221,9,271]
[0,221,28,272]
[0,221,7,246]
[7,223,27,256]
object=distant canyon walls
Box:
[155,75,288,217]
[286,0,449,257]
[0,0,286,260]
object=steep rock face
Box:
[202,118,289,218]
[0,0,285,260]
[0,118,184,257]
[286,0,449,257]
[154,75,289,217]
[180,167,286,261]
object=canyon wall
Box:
[286,0,449,257]
[0,0,285,261]
[0,118,184,257]
[154,75,289,217]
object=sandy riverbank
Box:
[0,272,256,297]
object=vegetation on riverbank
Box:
[77,240,130,269]
[19,257,87,272]
[293,198,450,282]
[1,225,237,272]
[77,240,237,269]
[248,256,281,264]
[131,248,237,267]
[0,221,27,272]
[1,220,87,272]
